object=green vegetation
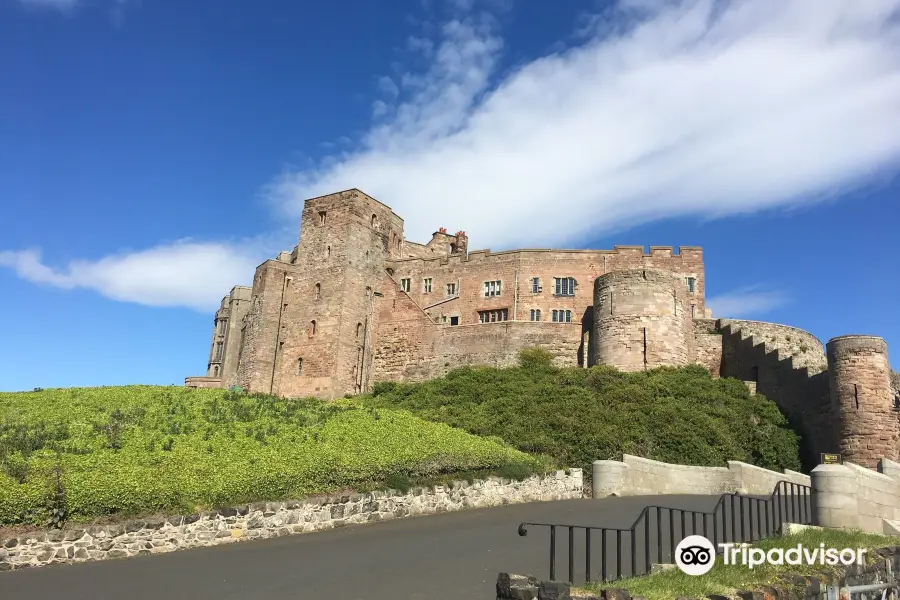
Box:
[363,348,802,474]
[583,528,893,600]
[0,387,543,526]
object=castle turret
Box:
[826,335,898,468]
[592,269,694,371]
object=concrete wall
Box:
[812,459,900,534]
[591,454,810,497]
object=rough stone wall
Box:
[827,335,898,468]
[592,269,694,372]
[0,469,583,571]
[719,319,827,374]
[220,286,251,387]
[719,320,835,469]
[385,245,705,330]
[183,377,221,389]
[892,370,900,403]
[692,318,722,377]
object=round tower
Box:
[592,269,694,371]
[826,335,897,468]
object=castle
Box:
[186,189,900,470]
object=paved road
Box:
[1,495,720,600]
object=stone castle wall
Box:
[592,269,694,371]
[827,336,898,468]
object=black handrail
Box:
[517,480,812,584]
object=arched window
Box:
[371,214,377,227]
[309,320,317,336]
[365,286,372,298]
[356,323,363,338]
[315,283,321,300]
[297,358,303,376]
[326,245,331,258]
[213,365,219,377]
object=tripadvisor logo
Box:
[674,535,868,576]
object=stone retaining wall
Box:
[0,468,583,571]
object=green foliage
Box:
[0,386,539,525]
[363,356,802,475]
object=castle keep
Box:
[187,189,900,469]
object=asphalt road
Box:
[0,495,721,600]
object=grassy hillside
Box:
[363,349,802,475]
[0,386,543,526]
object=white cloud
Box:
[707,287,790,318]
[268,0,900,251]
[5,0,900,313]
[0,241,268,312]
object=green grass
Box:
[582,528,895,600]
[362,348,802,474]
[0,386,545,526]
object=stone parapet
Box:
[0,468,582,571]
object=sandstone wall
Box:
[827,335,898,468]
[591,454,810,497]
[719,319,827,374]
[0,469,582,571]
[592,269,694,371]
[719,320,835,469]
[692,318,722,377]
[384,245,705,330]
[183,377,222,389]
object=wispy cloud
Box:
[707,286,790,318]
[4,0,900,312]
[0,239,274,312]
[269,0,900,250]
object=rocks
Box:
[0,468,582,571]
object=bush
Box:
[0,386,540,525]
[363,350,802,475]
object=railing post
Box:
[601,529,607,582]
[645,511,651,577]
[550,526,556,581]
[569,526,575,584]
[586,528,591,583]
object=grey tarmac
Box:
[0,495,720,600]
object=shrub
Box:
[363,357,802,475]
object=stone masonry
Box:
[185,188,899,468]
[0,469,582,571]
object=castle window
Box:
[530,309,541,322]
[551,310,572,323]
[450,316,459,326]
[450,243,457,253]
[446,282,457,296]
[484,280,502,297]
[318,211,327,225]
[423,278,432,293]
[356,322,363,338]
[686,277,696,293]
[478,308,508,323]
[691,304,696,318]
[400,278,411,293]
[215,342,223,360]
[531,277,541,294]
[371,214,378,227]
[297,358,303,375]
[314,283,321,300]
[326,245,331,258]
[365,286,372,298]
[553,277,576,296]
[213,365,219,377]
[309,320,317,336]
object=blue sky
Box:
[1,0,898,391]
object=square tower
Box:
[236,189,403,399]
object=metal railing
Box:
[517,480,812,584]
